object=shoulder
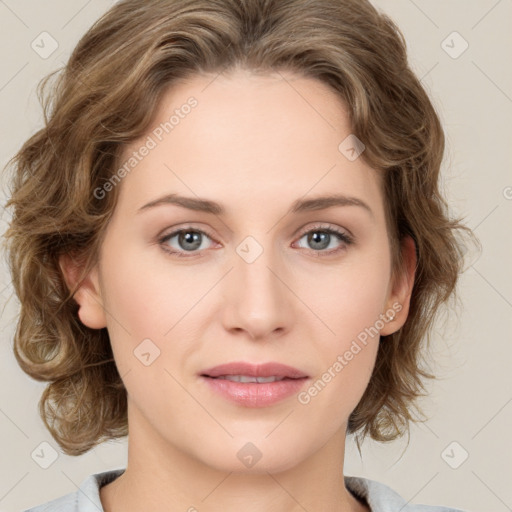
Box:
[344,475,469,512]
[23,469,125,512]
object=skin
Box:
[60,68,416,512]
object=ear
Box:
[59,253,107,329]
[379,235,417,336]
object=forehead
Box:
[114,69,384,220]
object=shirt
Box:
[23,468,469,512]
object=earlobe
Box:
[58,253,107,330]
[380,235,417,336]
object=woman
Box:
[3,0,476,510]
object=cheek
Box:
[298,264,387,421]
[97,240,169,366]
[301,246,390,397]
[100,239,185,335]
[311,248,391,341]
[98,240,216,381]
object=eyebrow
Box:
[137,193,374,218]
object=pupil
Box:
[180,231,201,251]
[309,231,329,250]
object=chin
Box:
[190,437,304,475]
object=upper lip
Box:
[200,361,309,379]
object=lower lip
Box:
[200,376,309,407]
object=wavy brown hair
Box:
[2,0,477,456]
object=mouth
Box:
[203,375,304,383]
[199,361,309,380]
[198,361,310,407]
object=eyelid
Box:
[159,222,353,242]
[158,222,354,257]
[156,223,219,259]
[295,222,354,242]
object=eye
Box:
[158,227,216,258]
[158,223,354,259]
[293,224,354,256]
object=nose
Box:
[221,243,294,341]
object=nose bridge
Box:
[222,233,292,338]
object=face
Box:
[65,68,414,474]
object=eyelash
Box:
[157,223,354,259]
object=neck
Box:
[100,402,369,512]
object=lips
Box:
[200,361,309,380]
[199,361,310,407]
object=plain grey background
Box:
[0,1,511,511]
